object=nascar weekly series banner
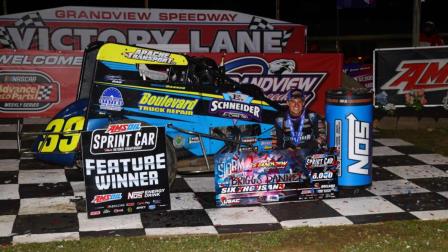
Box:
[0,6,306,53]
[374,46,448,107]
[82,124,170,218]
[196,53,343,115]
[0,49,82,117]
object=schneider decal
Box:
[90,125,158,154]
[209,92,261,121]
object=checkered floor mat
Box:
[0,119,447,245]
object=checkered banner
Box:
[0,12,45,49]
[37,85,53,101]
[248,16,293,47]
[0,27,15,49]
[14,12,45,32]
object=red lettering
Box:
[197,13,206,21]
[391,63,426,91]
[169,13,177,20]
[78,11,88,19]
[419,62,448,84]
[128,12,136,20]
[159,13,167,21]
[137,12,151,20]
[179,13,187,21]
[55,10,65,18]
[66,10,77,19]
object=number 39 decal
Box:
[38,116,85,153]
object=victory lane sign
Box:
[81,123,170,218]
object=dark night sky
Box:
[1,0,446,58]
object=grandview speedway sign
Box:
[0,7,306,53]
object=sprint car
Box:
[27,42,280,182]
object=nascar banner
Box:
[193,53,343,115]
[0,6,306,53]
[81,124,170,218]
[0,49,82,118]
[374,46,448,107]
[215,149,338,207]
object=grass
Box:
[3,220,447,252]
[376,128,448,156]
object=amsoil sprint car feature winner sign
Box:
[82,124,170,218]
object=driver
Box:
[273,89,327,155]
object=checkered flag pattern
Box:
[0,27,15,49]
[249,16,274,30]
[2,120,448,245]
[37,85,52,100]
[14,12,45,32]
[249,16,293,48]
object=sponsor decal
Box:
[251,160,288,169]
[188,136,200,144]
[106,203,125,209]
[209,92,261,122]
[381,59,448,94]
[89,211,101,216]
[99,87,124,111]
[0,71,60,112]
[173,135,185,148]
[127,189,166,199]
[113,208,124,213]
[123,49,174,64]
[305,154,338,169]
[347,114,369,175]
[225,57,327,106]
[106,123,141,134]
[85,153,166,190]
[220,197,240,206]
[128,191,144,199]
[91,193,122,204]
[138,92,198,115]
[90,126,158,154]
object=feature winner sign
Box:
[81,123,170,218]
[0,6,305,53]
[214,150,338,207]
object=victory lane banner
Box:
[81,123,170,218]
[214,150,338,207]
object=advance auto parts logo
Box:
[0,71,60,112]
[225,57,327,107]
